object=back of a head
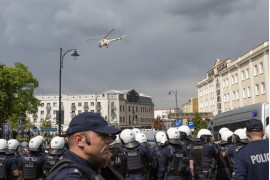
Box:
[218,127,229,140]
[197,129,213,143]
[221,130,233,142]
[167,128,181,145]
[120,129,140,149]
[135,133,147,144]
[234,128,249,143]
[29,137,43,152]
[8,139,20,151]
[132,128,141,134]
[178,125,191,140]
[49,136,65,155]
[155,131,167,144]
[0,139,8,153]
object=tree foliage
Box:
[191,112,208,136]
[152,116,164,130]
[0,62,40,129]
[40,119,52,128]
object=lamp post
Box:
[168,90,178,113]
[58,48,80,136]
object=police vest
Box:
[167,145,189,175]
[124,147,143,172]
[22,153,42,179]
[0,156,8,179]
[192,143,212,169]
[46,154,62,173]
[110,145,125,176]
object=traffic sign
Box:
[188,121,194,131]
[41,128,57,132]
[19,119,22,131]
[175,122,180,127]
[178,119,182,126]
[3,124,9,135]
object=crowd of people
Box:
[0,112,268,180]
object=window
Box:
[53,102,57,107]
[236,90,239,100]
[247,87,251,98]
[227,93,230,102]
[242,88,246,98]
[246,68,250,79]
[235,74,238,84]
[224,94,227,102]
[78,102,82,107]
[255,84,259,95]
[261,82,265,94]
[254,65,258,76]
[259,62,264,74]
[232,91,235,101]
[223,80,226,88]
[241,71,245,81]
[231,75,234,85]
[41,103,44,107]
[91,102,94,106]
[226,78,228,87]
[41,111,44,115]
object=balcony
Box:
[46,113,51,119]
[46,105,51,111]
[96,105,102,110]
[111,105,117,110]
[71,105,76,111]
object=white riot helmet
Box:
[221,130,233,142]
[155,131,167,144]
[197,129,213,143]
[178,125,192,140]
[135,133,148,144]
[49,136,65,155]
[265,125,269,139]
[132,128,141,134]
[120,129,140,149]
[167,128,181,145]
[218,127,229,140]
[233,128,249,143]
[8,139,20,154]
[0,139,8,153]
[29,137,43,151]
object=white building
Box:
[197,40,269,115]
[28,89,154,131]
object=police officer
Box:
[216,130,234,180]
[18,137,46,180]
[158,128,189,180]
[0,139,13,180]
[150,131,167,180]
[120,129,151,180]
[47,112,122,180]
[7,139,21,179]
[233,118,269,180]
[189,129,218,180]
[135,132,152,180]
[44,136,65,176]
[110,135,125,177]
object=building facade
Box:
[28,89,154,130]
[197,40,269,115]
[182,98,198,113]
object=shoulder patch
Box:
[68,168,83,177]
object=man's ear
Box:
[74,133,85,148]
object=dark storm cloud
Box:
[0,0,268,109]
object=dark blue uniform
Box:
[18,151,46,180]
[232,139,269,180]
[150,143,167,180]
[0,153,13,180]
[189,143,217,180]
[216,142,233,180]
[158,143,189,180]
[121,144,151,180]
[52,149,101,180]
[6,151,21,180]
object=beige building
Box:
[28,89,154,130]
[197,40,269,115]
[182,98,198,113]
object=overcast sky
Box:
[0,0,268,109]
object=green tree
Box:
[191,112,208,136]
[40,119,52,128]
[0,62,40,130]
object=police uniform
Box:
[6,150,21,180]
[18,151,46,180]
[51,149,102,180]
[216,141,233,180]
[158,143,189,180]
[150,143,167,180]
[189,142,217,180]
[110,143,125,177]
[233,139,269,179]
[0,153,13,180]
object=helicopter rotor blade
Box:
[86,38,100,41]
[103,28,115,39]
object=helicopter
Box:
[86,28,127,48]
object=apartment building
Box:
[197,40,269,115]
[182,98,198,113]
[28,89,154,130]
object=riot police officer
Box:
[7,139,21,179]
[233,119,269,179]
[189,129,218,180]
[18,137,46,180]
[158,128,189,180]
[120,129,150,180]
[110,135,125,177]
[44,136,65,176]
[216,130,234,180]
[150,131,167,180]
[0,139,13,180]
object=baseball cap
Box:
[66,112,121,135]
[245,118,263,132]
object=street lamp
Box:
[168,90,178,113]
[58,48,80,136]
